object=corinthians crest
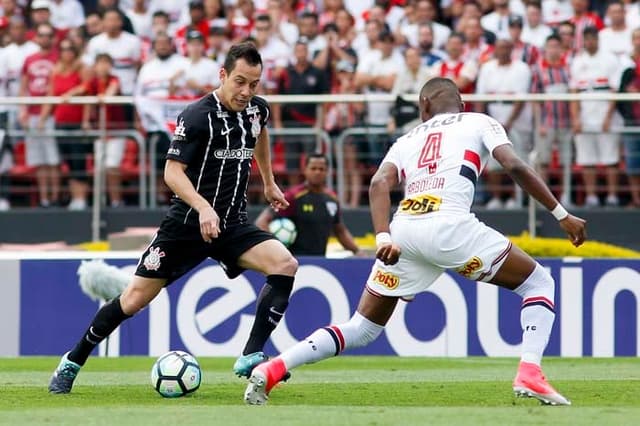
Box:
[143,246,165,271]
[250,114,261,138]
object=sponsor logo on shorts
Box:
[143,246,165,271]
[399,194,442,215]
[213,148,253,160]
[456,256,483,278]
[372,269,399,289]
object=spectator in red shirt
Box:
[84,53,127,208]
[38,38,88,210]
[570,0,604,51]
[175,1,210,56]
[19,23,60,208]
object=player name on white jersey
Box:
[383,112,512,217]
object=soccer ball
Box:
[268,217,297,247]
[150,350,201,398]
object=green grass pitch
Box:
[1,357,639,426]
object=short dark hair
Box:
[582,26,599,38]
[300,11,319,22]
[305,153,329,166]
[545,34,561,44]
[223,42,263,73]
[95,52,113,64]
[152,10,169,21]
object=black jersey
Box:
[165,92,270,229]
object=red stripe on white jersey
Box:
[463,150,481,174]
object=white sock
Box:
[280,312,384,370]
[513,263,555,366]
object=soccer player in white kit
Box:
[244,78,586,406]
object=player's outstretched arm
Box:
[492,144,586,247]
[369,162,401,264]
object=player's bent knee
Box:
[267,251,298,276]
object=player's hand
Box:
[559,214,587,247]
[375,243,401,265]
[265,183,289,212]
[199,206,220,243]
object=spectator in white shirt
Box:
[354,29,404,166]
[49,0,84,30]
[265,0,298,46]
[352,17,383,61]
[125,0,153,38]
[481,0,513,40]
[599,1,632,60]
[522,2,553,48]
[135,31,189,203]
[388,46,432,134]
[252,14,291,94]
[476,38,532,209]
[396,0,450,50]
[542,0,574,27]
[570,26,623,207]
[176,29,220,97]
[84,8,141,97]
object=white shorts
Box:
[94,138,126,169]
[25,116,59,166]
[574,133,620,166]
[366,214,512,299]
[536,128,573,165]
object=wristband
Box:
[551,204,569,221]
[375,232,392,247]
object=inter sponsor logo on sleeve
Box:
[399,194,442,215]
[372,269,399,289]
[455,256,483,278]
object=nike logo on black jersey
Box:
[221,127,234,136]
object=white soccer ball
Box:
[151,350,201,398]
[268,217,297,247]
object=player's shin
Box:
[67,295,132,366]
[242,274,294,355]
[279,312,384,371]
[512,263,555,365]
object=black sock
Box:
[242,274,294,355]
[68,296,132,366]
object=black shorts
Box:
[135,216,276,285]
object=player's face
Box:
[219,58,262,111]
[304,158,328,186]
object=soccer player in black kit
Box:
[49,42,298,394]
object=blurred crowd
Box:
[0,0,639,211]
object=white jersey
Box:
[84,32,142,95]
[382,112,511,217]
